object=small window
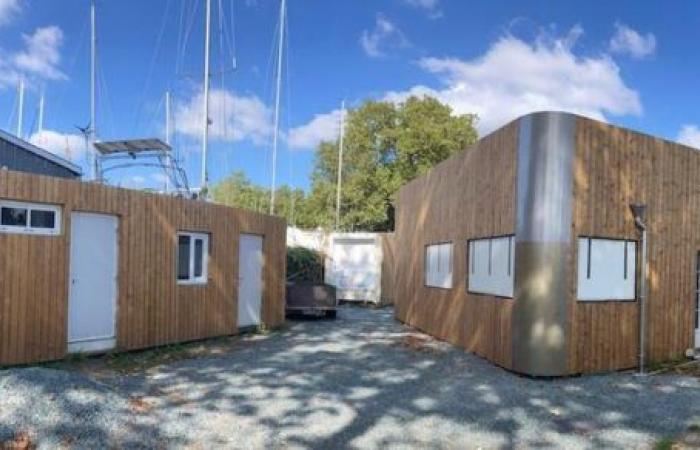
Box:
[0,200,60,235]
[177,232,209,284]
[425,242,453,289]
[30,210,56,229]
[177,235,191,280]
[194,239,204,277]
[577,237,636,301]
[467,235,514,297]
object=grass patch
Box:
[94,327,279,374]
[654,436,677,450]
[106,345,184,372]
[15,326,280,375]
[105,341,223,373]
[647,357,694,374]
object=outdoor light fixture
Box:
[630,203,648,375]
[629,203,647,225]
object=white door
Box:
[330,237,380,301]
[67,212,118,353]
[238,234,263,328]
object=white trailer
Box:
[325,233,383,304]
[287,228,393,305]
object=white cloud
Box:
[287,109,342,150]
[0,56,18,87]
[151,173,169,184]
[108,171,172,190]
[382,26,641,133]
[0,0,21,26]
[13,26,66,80]
[609,22,656,59]
[360,14,409,58]
[29,129,86,161]
[677,125,700,149]
[122,175,147,188]
[404,0,439,8]
[402,0,442,19]
[174,88,273,146]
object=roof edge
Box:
[0,128,83,176]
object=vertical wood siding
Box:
[380,232,396,305]
[0,170,286,366]
[394,121,519,369]
[570,117,699,373]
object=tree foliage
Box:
[307,96,478,231]
[211,96,478,232]
[286,246,324,283]
[211,171,314,228]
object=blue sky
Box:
[0,0,699,191]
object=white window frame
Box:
[577,237,636,301]
[177,232,210,285]
[425,242,453,289]
[0,200,62,236]
[467,235,515,298]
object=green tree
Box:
[211,171,313,228]
[307,96,478,231]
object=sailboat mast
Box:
[165,90,172,193]
[335,101,345,230]
[269,0,285,215]
[16,78,24,138]
[201,0,212,197]
[90,0,98,180]
[38,91,45,134]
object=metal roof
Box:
[94,138,171,155]
[0,128,82,175]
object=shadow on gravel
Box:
[1,306,699,448]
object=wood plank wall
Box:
[570,117,700,373]
[394,121,519,369]
[0,169,286,366]
[380,233,396,305]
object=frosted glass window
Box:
[425,242,453,289]
[577,238,636,301]
[468,236,514,297]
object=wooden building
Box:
[0,169,286,366]
[394,111,700,376]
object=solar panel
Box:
[93,138,171,155]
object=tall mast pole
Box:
[335,101,346,230]
[165,90,172,193]
[165,91,171,145]
[38,90,45,134]
[90,0,98,181]
[16,77,24,138]
[201,0,212,197]
[269,0,285,215]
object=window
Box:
[0,200,61,235]
[177,232,209,284]
[577,237,635,301]
[425,242,453,288]
[467,236,514,297]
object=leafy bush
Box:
[286,246,324,283]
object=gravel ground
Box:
[1,306,698,449]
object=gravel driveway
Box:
[0,306,698,449]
